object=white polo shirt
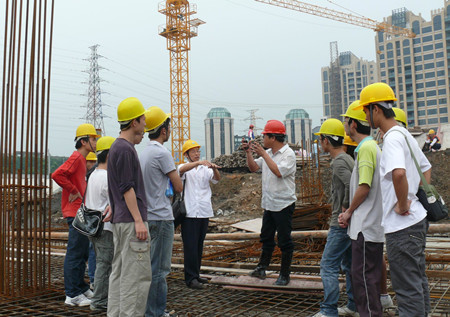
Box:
[255,144,297,212]
[179,164,218,218]
[380,126,431,234]
[85,168,111,232]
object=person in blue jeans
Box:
[313,119,356,317]
[140,106,182,317]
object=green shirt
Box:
[355,137,377,187]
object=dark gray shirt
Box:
[330,152,354,227]
[107,138,147,223]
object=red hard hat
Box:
[249,124,254,128]
[261,120,286,135]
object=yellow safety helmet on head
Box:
[182,139,201,155]
[86,152,97,161]
[428,129,435,135]
[96,136,116,153]
[117,97,146,122]
[145,106,171,133]
[75,123,99,141]
[357,82,397,109]
[392,107,407,127]
[341,100,367,122]
[343,133,358,147]
[314,118,345,138]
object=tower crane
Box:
[255,0,415,38]
[159,0,205,164]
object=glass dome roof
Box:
[285,109,309,119]
[207,107,231,118]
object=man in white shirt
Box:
[358,82,432,317]
[140,106,182,317]
[85,136,115,312]
[245,120,296,286]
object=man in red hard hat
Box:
[245,120,296,286]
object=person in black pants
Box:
[178,140,221,289]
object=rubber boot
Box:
[274,251,293,286]
[250,250,272,279]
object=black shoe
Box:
[197,277,208,284]
[274,274,290,286]
[90,304,107,311]
[250,266,266,279]
[188,279,204,289]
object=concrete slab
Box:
[231,218,262,233]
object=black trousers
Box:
[181,217,209,285]
[260,203,295,253]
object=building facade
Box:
[322,52,378,119]
[376,3,450,128]
[204,107,234,160]
[283,109,312,147]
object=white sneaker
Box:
[338,306,359,316]
[311,312,330,317]
[84,289,94,299]
[380,294,394,309]
[65,294,91,306]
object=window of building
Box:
[381,71,386,77]
[380,62,386,68]
[437,70,445,76]
[440,107,448,113]
[378,45,384,51]
[325,106,330,116]
[412,21,420,34]
[387,43,393,50]
[324,82,329,92]
[324,94,329,104]
[403,47,410,55]
[422,35,433,42]
[416,82,424,89]
[423,53,434,61]
[395,41,400,49]
[438,88,447,95]
[438,79,446,86]
[418,101,425,107]
[415,65,423,72]
[387,51,394,58]
[436,61,444,67]
[416,74,424,80]
[403,56,411,64]
[433,15,442,30]
[436,52,444,58]
[425,72,435,78]
[422,26,432,33]
[418,110,426,116]
[418,119,426,125]
[426,81,436,88]
[413,38,421,45]
[435,34,443,41]
[413,46,421,53]
[348,72,354,78]
[441,117,448,123]
[417,92,425,98]
[423,44,433,52]
[426,90,437,97]
[378,31,384,43]
[428,99,437,106]
[439,98,447,104]
[424,62,435,69]
[397,66,403,73]
[428,118,438,124]
[414,56,422,62]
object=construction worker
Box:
[245,120,296,286]
[425,129,441,152]
[312,118,356,317]
[52,123,98,306]
[356,82,432,317]
[393,107,407,128]
[84,136,115,311]
[86,152,97,172]
[107,97,151,317]
[248,124,255,140]
[140,106,182,317]
[343,133,357,158]
[178,140,220,290]
[85,150,98,289]
[338,100,384,316]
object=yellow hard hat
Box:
[145,106,171,132]
[428,129,435,135]
[341,100,367,122]
[357,82,397,109]
[182,139,201,155]
[75,123,100,140]
[117,97,146,122]
[86,152,97,161]
[392,107,407,127]
[314,118,345,138]
[343,133,358,147]
[96,136,116,153]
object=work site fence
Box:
[1,0,54,296]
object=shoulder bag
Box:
[72,181,105,237]
[394,131,448,222]
[172,179,186,228]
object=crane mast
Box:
[159,0,204,164]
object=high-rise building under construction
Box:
[376,3,450,128]
[204,107,234,160]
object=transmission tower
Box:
[244,109,263,132]
[84,44,106,136]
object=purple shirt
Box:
[107,138,147,223]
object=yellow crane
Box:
[255,0,415,38]
[159,0,205,164]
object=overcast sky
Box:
[1,0,445,156]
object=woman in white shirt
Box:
[178,140,220,289]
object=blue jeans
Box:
[320,226,355,317]
[64,217,90,297]
[145,220,174,317]
[88,242,96,286]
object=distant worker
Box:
[343,133,357,158]
[339,100,385,316]
[313,118,356,317]
[357,82,432,316]
[245,120,296,286]
[52,123,98,306]
[140,106,182,317]
[86,152,98,172]
[84,136,115,311]
[425,129,441,152]
[178,140,220,290]
[248,124,255,140]
[107,97,151,317]
[85,150,98,289]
